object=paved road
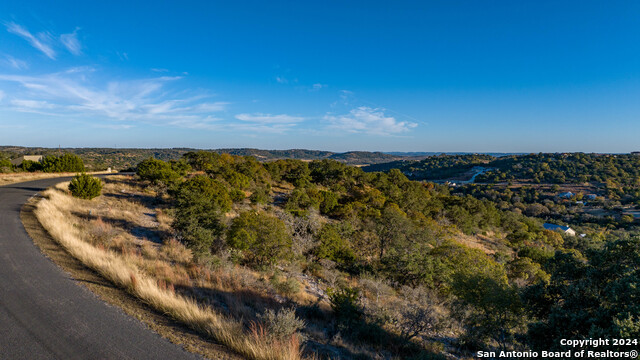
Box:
[0,177,200,360]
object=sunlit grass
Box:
[35,182,307,360]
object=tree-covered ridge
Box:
[364,154,496,180]
[476,153,640,185]
[0,146,412,173]
[365,153,640,186]
[128,151,639,358]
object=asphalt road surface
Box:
[0,177,200,360]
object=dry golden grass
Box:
[454,233,496,254]
[35,181,308,360]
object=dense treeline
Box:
[365,154,494,180]
[128,151,640,357]
[0,153,85,173]
[0,152,11,171]
[366,153,640,187]
[525,236,640,352]
[455,183,640,230]
[366,153,640,231]
[476,153,640,185]
[0,146,411,172]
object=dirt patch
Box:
[454,233,499,255]
[21,196,241,360]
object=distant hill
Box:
[212,149,404,164]
[364,152,640,185]
[364,154,496,180]
[383,151,523,158]
[328,151,404,164]
[0,146,413,171]
[211,148,335,161]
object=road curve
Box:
[0,177,200,360]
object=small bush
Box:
[271,273,301,296]
[314,224,355,265]
[21,160,42,172]
[227,210,292,266]
[136,157,180,185]
[327,286,362,326]
[42,153,84,172]
[249,187,270,204]
[229,188,246,202]
[69,173,103,200]
[259,308,306,341]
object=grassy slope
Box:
[34,181,307,360]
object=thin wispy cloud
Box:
[339,89,353,101]
[0,68,227,130]
[228,122,299,134]
[233,113,304,133]
[235,113,304,124]
[2,55,28,70]
[60,28,82,55]
[331,89,354,108]
[11,99,57,109]
[194,102,228,112]
[275,76,288,84]
[5,22,56,59]
[325,106,417,135]
[93,123,134,130]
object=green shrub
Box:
[21,160,42,172]
[249,187,270,204]
[227,210,292,265]
[229,188,246,202]
[69,173,102,199]
[327,286,362,326]
[172,176,230,254]
[270,273,301,296]
[223,169,251,189]
[42,153,84,173]
[0,158,13,173]
[136,157,180,184]
[284,189,314,216]
[169,159,191,175]
[259,308,306,341]
[314,224,355,265]
[319,190,339,214]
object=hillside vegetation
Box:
[365,153,640,186]
[364,154,495,180]
[34,151,640,359]
[1,147,411,173]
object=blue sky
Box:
[1,1,639,152]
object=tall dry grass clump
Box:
[35,184,306,360]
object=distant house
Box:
[543,223,576,236]
[10,155,43,166]
[585,194,598,200]
[557,192,575,199]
